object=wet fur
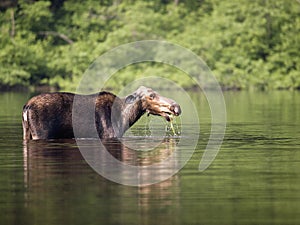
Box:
[22,86,181,140]
[22,92,145,140]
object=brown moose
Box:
[22,86,181,140]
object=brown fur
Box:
[22,86,181,140]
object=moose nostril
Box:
[171,104,181,116]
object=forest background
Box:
[0,0,299,91]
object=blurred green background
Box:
[0,0,299,91]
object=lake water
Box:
[0,91,300,225]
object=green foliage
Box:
[176,0,300,90]
[19,0,53,32]
[0,0,299,91]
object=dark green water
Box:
[0,91,300,225]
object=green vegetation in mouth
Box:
[165,115,180,136]
[169,120,176,136]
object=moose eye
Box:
[149,93,156,99]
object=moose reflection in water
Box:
[22,86,181,140]
[22,138,180,224]
[23,137,180,185]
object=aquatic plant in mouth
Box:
[143,114,181,137]
[165,115,181,136]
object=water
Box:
[0,91,300,225]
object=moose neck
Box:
[118,99,146,137]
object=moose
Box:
[22,86,181,140]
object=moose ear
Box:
[125,94,136,104]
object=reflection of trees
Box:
[23,138,180,224]
[137,175,180,225]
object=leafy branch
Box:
[38,31,74,45]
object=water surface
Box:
[0,91,300,225]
